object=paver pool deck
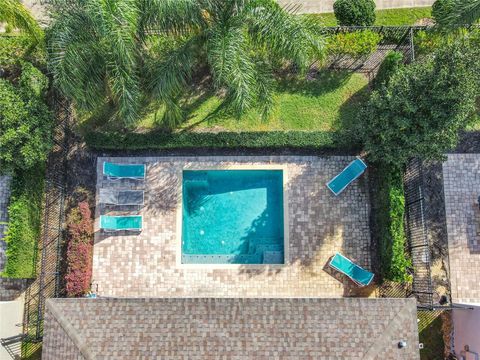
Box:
[93,156,373,298]
[443,154,480,304]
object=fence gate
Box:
[404,158,433,307]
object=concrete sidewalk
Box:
[0,296,24,360]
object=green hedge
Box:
[371,164,411,283]
[2,165,45,279]
[85,130,359,151]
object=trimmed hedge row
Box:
[2,165,45,279]
[371,164,411,283]
[85,130,359,151]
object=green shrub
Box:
[2,166,45,279]
[374,51,404,89]
[0,63,52,173]
[327,30,382,58]
[84,130,359,151]
[362,41,479,169]
[333,0,376,26]
[0,35,45,72]
[372,165,411,283]
[432,0,456,26]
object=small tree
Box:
[333,0,376,26]
[362,41,479,168]
[374,51,403,89]
[0,62,52,173]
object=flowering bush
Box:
[65,201,94,297]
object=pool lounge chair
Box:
[328,252,374,287]
[103,162,145,180]
[100,215,143,232]
[99,189,144,206]
[327,157,367,196]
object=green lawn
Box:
[418,311,447,360]
[134,70,368,133]
[310,6,432,26]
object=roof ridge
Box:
[361,300,415,360]
[46,299,96,360]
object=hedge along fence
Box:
[85,130,362,152]
[370,163,412,283]
[2,165,45,279]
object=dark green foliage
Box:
[0,0,43,44]
[0,62,53,173]
[333,0,376,26]
[362,41,479,169]
[374,51,403,89]
[327,30,382,58]
[2,165,45,278]
[432,0,456,26]
[84,130,358,151]
[48,0,324,127]
[371,164,411,283]
[433,0,480,28]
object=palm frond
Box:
[206,22,258,116]
[148,35,203,125]
[48,0,142,124]
[245,0,324,69]
[442,0,480,27]
[0,0,43,43]
[138,0,205,37]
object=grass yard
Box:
[418,311,449,360]
[310,6,432,26]
[133,70,369,133]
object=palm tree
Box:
[48,0,142,124]
[141,0,324,126]
[437,0,480,27]
[0,0,43,43]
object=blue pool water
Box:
[182,170,284,264]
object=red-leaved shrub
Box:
[65,201,93,297]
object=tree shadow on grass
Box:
[276,69,354,97]
[333,81,370,150]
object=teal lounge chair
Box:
[327,157,367,196]
[329,252,374,286]
[100,215,143,232]
[103,162,145,180]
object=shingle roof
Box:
[42,297,420,360]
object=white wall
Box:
[453,305,480,360]
[277,0,435,14]
[0,299,24,360]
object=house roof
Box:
[42,297,419,360]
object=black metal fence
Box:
[323,25,417,76]
[404,158,433,308]
[21,95,71,356]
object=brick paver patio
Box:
[93,156,373,298]
[443,154,480,304]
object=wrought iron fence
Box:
[21,95,71,356]
[404,158,433,308]
[323,25,417,72]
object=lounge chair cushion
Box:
[100,215,142,231]
[329,253,373,286]
[327,158,367,196]
[104,162,145,179]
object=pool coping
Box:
[176,164,290,269]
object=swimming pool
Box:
[181,170,285,265]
